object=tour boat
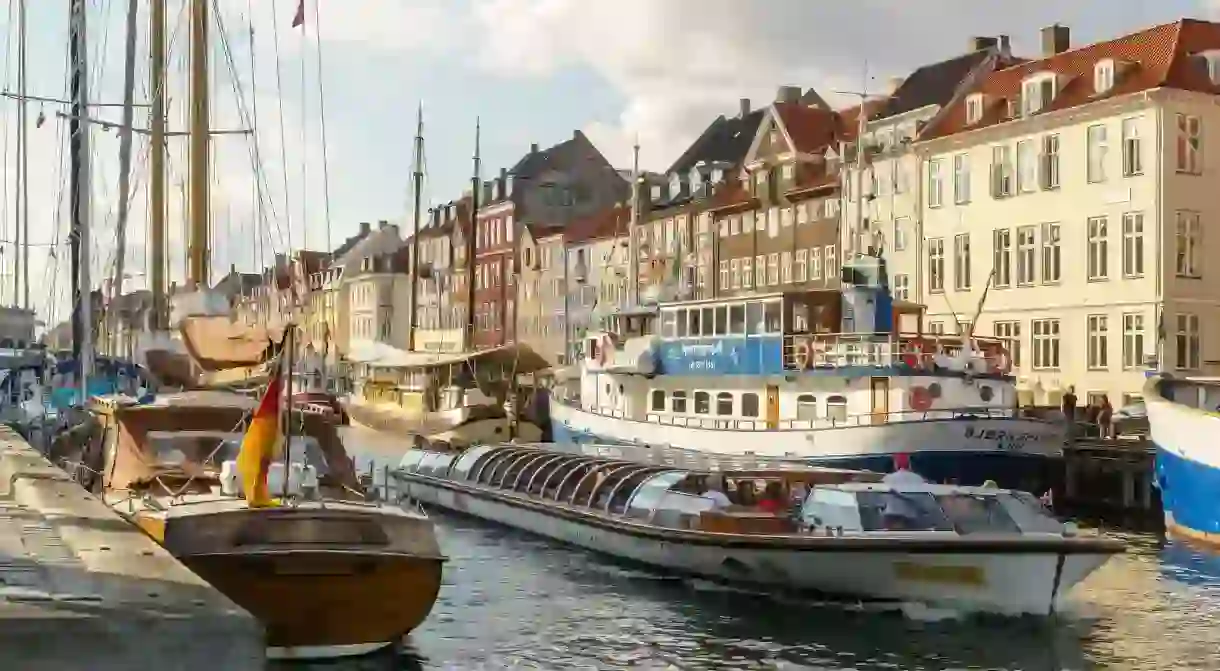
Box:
[393,442,1123,615]
[82,390,446,659]
[550,255,1065,493]
[1146,374,1220,547]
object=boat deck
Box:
[0,426,263,670]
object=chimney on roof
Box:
[887,76,904,95]
[775,85,801,104]
[230,263,236,275]
[998,35,1012,58]
[1041,24,1069,57]
[739,98,751,117]
[530,142,539,154]
[378,220,389,230]
[970,36,998,52]
[359,221,370,235]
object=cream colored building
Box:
[413,200,468,354]
[914,20,1220,407]
[517,226,566,364]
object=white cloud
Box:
[473,0,1219,170]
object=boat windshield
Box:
[934,493,1021,534]
[856,491,954,532]
[145,430,331,476]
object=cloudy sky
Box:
[0,0,1213,327]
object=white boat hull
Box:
[398,476,1107,616]
[550,399,1064,491]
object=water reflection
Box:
[321,428,1220,670]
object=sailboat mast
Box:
[464,120,480,347]
[149,0,167,329]
[68,0,92,397]
[16,0,27,310]
[407,106,423,351]
[188,0,210,288]
[110,0,139,353]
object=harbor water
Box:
[315,426,1220,670]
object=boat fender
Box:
[793,340,813,369]
[909,385,933,412]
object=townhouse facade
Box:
[516,225,566,363]
[914,20,1220,406]
[345,246,413,352]
[412,199,469,354]
[564,205,631,361]
[471,131,628,350]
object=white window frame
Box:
[1040,134,1060,189]
[1122,211,1144,278]
[794,249,807,282]
[1087,216,1108,281]
[953,233,971,291]
[1087,314,1109,370]
[994,321,1021,367]
[1176,313,1201,371]
[953,154,970,204]
[1087,124,1108,183]
[1016,140,1036,193]
[1031,318,1061,370]
[990,145,1013,198]
[1122,313,1146,369]
[893,273,910,300]
[1016,226,1036,286]
[928,238,945,293]
[928,159,943,208]
[965,94,984,125]
[1177,114,1203,175]
[893,217,909,252]
[1122,117,1143,176]
[1041,222,1061,284]
[1094,59,1115,94]
[1176,210,1202,278]
[993,228,1012,288]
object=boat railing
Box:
[642,405,1017,431]
[782,332,1012,373]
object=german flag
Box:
[236,372,285,507]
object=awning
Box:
[346,342,550,374]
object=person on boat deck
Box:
[701,478,733,509]
[756,482,786,514]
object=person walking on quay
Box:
[1098,395,1114,440]
[1062,386,1078,423]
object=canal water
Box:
[282,427,1220,670]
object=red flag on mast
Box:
[291,0,305,28]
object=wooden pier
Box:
[1060,437,1161,529]
[0,426,264,670]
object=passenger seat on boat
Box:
[701,478,732,509]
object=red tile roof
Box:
[772,103,840,154]
[565,205,630,245]
[924,19,1220,140]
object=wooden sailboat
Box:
[64,0,446,658]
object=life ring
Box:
[988,348,1013,375]
[793,340,812,369]
[909,385,933,412]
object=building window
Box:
[1176,210,1202,278]
[1094,59,1115,93]
[994,321,1021,367]
[928,237,945,293]
[825,245,838,281]
[719,260,729,291]
[1122,212,1144,278]
[953,154,970,204]
[928,322,945,335]
[953,234,971,291]
[1041,223,1061,284]
[893,274,910,300]
[1122,117,1143,176]
[670,391,688,413]
[741,257,753,289]
[990,145,1013,197]
[1087,124,1108,183]
[927,159,943,208]
[1032,319,1060,370]
[1022,74,1057,115]
[1176,314,1201,370]
[651,390,666,411]
[965,94,983,125]
[1016,140,1036,193]
[892,217,908,251]
[1087,216,1109,281]
[755,254,766,287]
[730,259,741,289]
[715,392,734,416]
[1087,315,1109,370]
[1122,313,1145,369]
[1016,226,1036,286]
[781,252,793,284]
[794,249,807,282]
[1040,134,1060,189]
[767,253,779,286]
[809,248,821,281]
[694,391,710,414]
[741,393,760,417]
[1177,114,1203,174]
[993,229,1012,288]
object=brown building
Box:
[470,130,627,349]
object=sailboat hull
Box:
[179,549,443,658]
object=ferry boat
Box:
[1145,375,1220,546]
[550,256,1065,493]
[393,442,1123,615]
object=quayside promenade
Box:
[0,426,263,670]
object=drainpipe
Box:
[1153,95,1164,373]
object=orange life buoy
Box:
[909,385,933,412]
[793,339,812,369]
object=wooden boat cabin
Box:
[399,443,885,535]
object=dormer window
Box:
[1200,50,1220,85]
[689,168,702,193]
[1021,73,1058,116]
[711,168,723,184]
[965,94,984,125]
[651,184,663,202]
[1094,59,1115,94]
[669,173,682,197]
[781,163,795,181]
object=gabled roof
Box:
[878,48,1001,119]
[510,130,608,179]
[419,197,471,240]
[772,103,840,154]
[564,205,629,246]
[666,109,766,175]
[923,19,1220,141]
